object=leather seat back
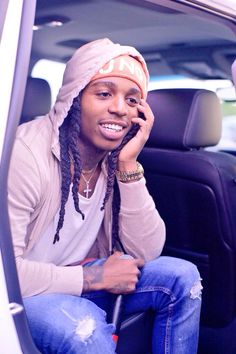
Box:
[20,77,51,124]
[139,88,236,326]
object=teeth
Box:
[102,123,123,132]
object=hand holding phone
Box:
[118,99,154,165]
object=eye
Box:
[126,97,139,106]
[96,91,111,99]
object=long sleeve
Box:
[117,177,166,261]
[8,137,83,297]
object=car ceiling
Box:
[32,0,236,80]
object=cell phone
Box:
[138,111,146,120]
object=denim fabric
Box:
[23,256,202,354]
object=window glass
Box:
[32,59,65,106]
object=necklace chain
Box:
[82,166,97,174]
[81,164,98,199]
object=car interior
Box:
[13,0,236,353]
[141,88,236,353]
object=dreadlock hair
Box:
[53,95,84,243]
[53,94,140,248]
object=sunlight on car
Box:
[32,59,65,105]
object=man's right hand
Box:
[82,251,144,294]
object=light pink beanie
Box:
[50,38,149,131]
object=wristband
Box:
[116,162,144,183]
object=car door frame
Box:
[0,0,40,353]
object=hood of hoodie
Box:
[49,38,149,156]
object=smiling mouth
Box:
[101,123,124,132]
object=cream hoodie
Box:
[8,38,165,297]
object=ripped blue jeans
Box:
[23,256,202,354]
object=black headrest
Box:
[20,77,51,124]
[146,88,222,150]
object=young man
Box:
[8,38,202,353]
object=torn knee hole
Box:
[61,309,96,342]
[190,279,203,299]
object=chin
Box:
[104,142,122,152]
[95,139,123,153]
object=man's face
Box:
[79,76,142,152]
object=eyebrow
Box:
[89,80,141,96]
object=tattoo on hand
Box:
[83,266,103,292]
[113,282,133,293]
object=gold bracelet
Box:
[116,162,144,182]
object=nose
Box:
[108,95,128,117]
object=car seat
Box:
[139,88,236,331]
[20,77,51,124]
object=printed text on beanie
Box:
[91,55,147,98]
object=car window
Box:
[32,59,65,106]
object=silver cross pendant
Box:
[84,183,92,199]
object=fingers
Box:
[137,99,154,125]
[109,252,145,269]
[111,251,124,259]
[103,253,145,294]
[131,99,154,139]
[118,100,154,162]
[111,268,141,294]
